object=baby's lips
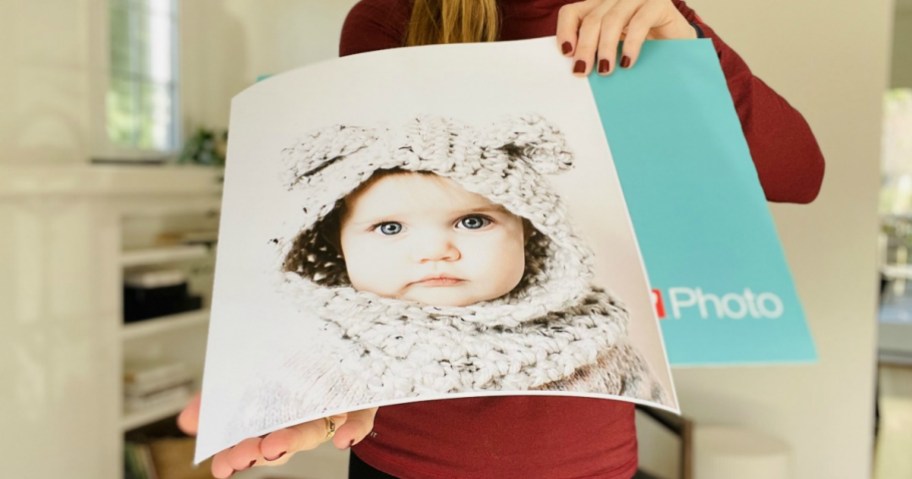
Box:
[415,277,465,287]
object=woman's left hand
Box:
[556,0,698,76]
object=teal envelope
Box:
[590,40,817,365]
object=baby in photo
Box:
[281,114,665,398]
[232,115,668,437]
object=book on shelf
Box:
[124,441,159,479]
[124,358,188,385]
[124,358,196,413]
[123,269,203,323]
[124,382,194,413]
[155,230,219,247]
[125,373,194,397]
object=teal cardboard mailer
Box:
[591,40,817,366]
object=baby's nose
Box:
[412,231,461,262]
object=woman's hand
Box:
[177,393,378,478]
[556,0,698,76]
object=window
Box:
[881,89,912,215]
[107,0,179,153]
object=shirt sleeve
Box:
[673,0,825,203]
[339,0,410,57]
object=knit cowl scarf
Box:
[282,277,630,397]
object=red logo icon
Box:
[651,289,666,319]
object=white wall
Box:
[179,0,250,135]
[180,0,360,132]
[640,0,889,477]
[0,0,95,165]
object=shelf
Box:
[120,244,210,267]
[122,309,210,340]
[120,393,192,432]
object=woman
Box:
[179,1,825,477]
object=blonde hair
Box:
[406,0,499,46]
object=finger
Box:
[260,415,349,460]
[226,437,265,472]
[332,407,378,449]
[573,1,615,75]
[620,0,664,67]
[211,449,236,479]
[176,393,201,436]
[555,0,597,56]
[595,0,642,74]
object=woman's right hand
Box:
[557,0,698,76]
[177,393,378,478]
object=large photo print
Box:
[196,38,676,461]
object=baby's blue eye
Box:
[377,222,403,235]
[458,215,491,230]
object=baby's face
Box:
[339,172,526,307]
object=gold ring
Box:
[324,417,336,440]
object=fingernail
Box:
[573,60,585,74]
[561,41,572,55]
[225,471,235,478]
[247,459,256,468]
[621,55,631,68]
[265,451,286,461]
[349,439,356,448]
[598,59,610,74]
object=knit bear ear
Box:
[488,115,574,174]
[283,124,378,189]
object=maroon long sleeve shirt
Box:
[338,1,825,477]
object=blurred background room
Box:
[0,0,905,477]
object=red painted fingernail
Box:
[598,59,610,74]
[561,41,572,55]
[621,55,631,68]
[349,439,356,448]
[247,459,256,468]
[265,451,286,461]
[573,60,585,74]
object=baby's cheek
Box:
[343,250,376,290]
[506,248,526,288]
[345,252,403,297]
[486,236,526,297]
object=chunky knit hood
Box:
[277,115,599,327]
